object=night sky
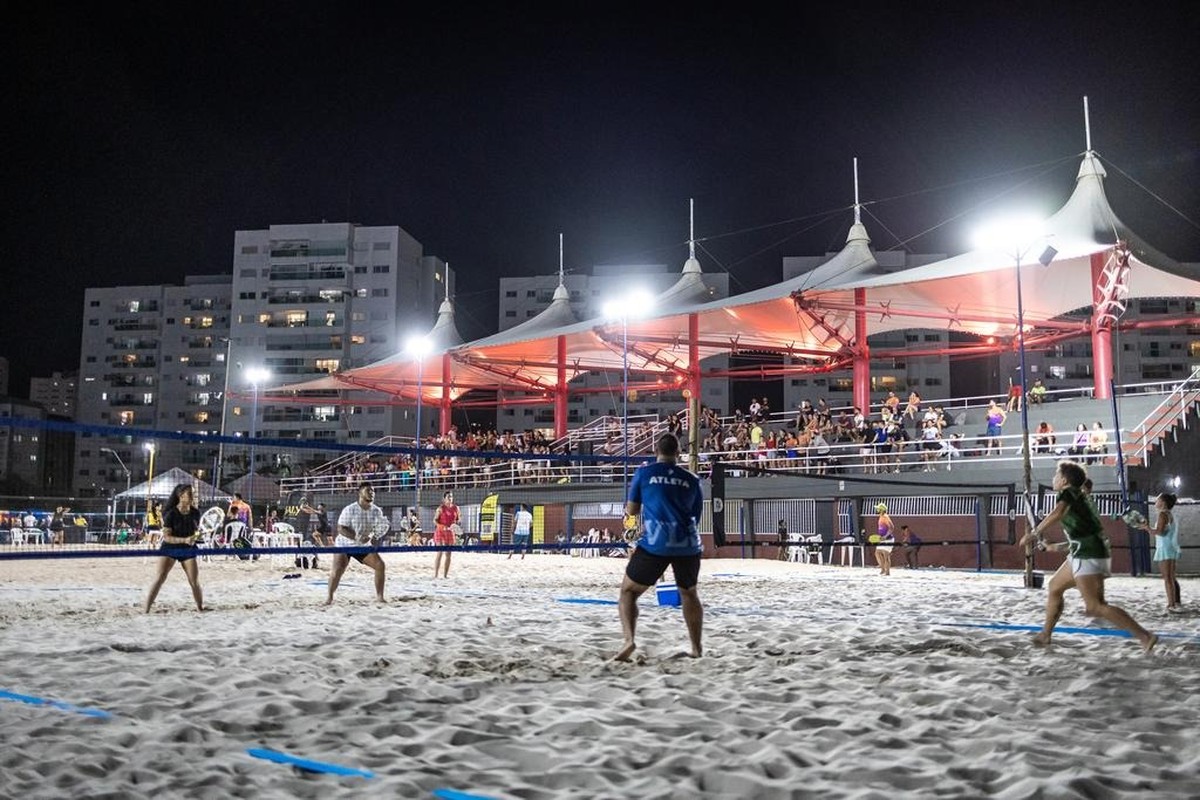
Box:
[3,3,1197,395]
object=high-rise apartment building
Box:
[0,399,44,493]
[30,371,78,419]
[0,356,9,397]
[226,222,451,474]
[72,222,450,496]
[74,276,233,498]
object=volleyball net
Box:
[0,415,1179,574]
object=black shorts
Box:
[160,546,198,563]
[625,548,701,589]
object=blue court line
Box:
[942,621,1195,641]
[0,689,113,719]
[247,747,374,778]
[434,790,499,800]
[556,597,618,606]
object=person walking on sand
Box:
[1019,460,1158,652]
[144,483,205,613]
[326,482,388,605]
[432,490,460,579]
[1135,492,1182,612]
[872,503,894,575]
[509,503,533,560]
[614,433,704,662]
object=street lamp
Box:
[974,216,1053,589]
[143,441,157,519]
[245,367,271,512]
[603,289,656,495]
[213,336,234,501]
[406,335,433,508]
[100,447,131,532]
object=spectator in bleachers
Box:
[1068,423,1089,457]
[1086,422,1109,463]
[1006,377,1023,412]
[1028,378,1047,406]
[904,390,921,421]
[1034,421,1056,454]
[883,390,901,416]
[985,400,1007,456]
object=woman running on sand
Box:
[1020,460,1157,652]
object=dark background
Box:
[3,3,1197,396]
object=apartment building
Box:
[226,222,451,473]
[30,371,79,419]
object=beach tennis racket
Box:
[450,522,464,542]
[197,506,226,543]
[1120,508,1147,528]
[361,513,391,544]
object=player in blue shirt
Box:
[614,433,705,661]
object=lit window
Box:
[286,311,307,327]
[351,335,365,344]
[195,411,210,423]
[179,356,189,363]
[129,300,140,312]
[257,313,270,323]
[199,316,213,328]
[143,393,153,404]
[314,359,340,373]
[118,411,134,425]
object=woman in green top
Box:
[1020,460,1157,652]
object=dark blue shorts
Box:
[160,546,198,563]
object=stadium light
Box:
[973,215,1051,589]
[406,335,434,507]
[604,289,656,495]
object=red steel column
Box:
[554,335,568,439]
[1090,251,1113,400]
[439,352,453,434]
[852,288,871,413]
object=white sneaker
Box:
[1168,605,1185,614]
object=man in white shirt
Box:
[326,482,388,605]
[509,504,534,560]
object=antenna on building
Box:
[444,262,450,301]
[853,158,861,224]
[559,232,565,286]
[1083,95,1092,153]
[688,198,696,260]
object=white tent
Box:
[114,467,231,505]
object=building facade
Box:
[74,277,233,498]
[30,371,78,419]
[226,222,451,475]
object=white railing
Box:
[1125,367,1200,467]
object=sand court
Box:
[2,553,1198,798]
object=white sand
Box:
[1,551,1198,799]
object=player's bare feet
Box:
[1032,631,1052,647]
[1143,634,1159,654]
[613,641,636,662]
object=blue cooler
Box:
[655,582,681,607]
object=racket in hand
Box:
[197,506,226,544]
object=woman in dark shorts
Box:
[144,483,205,613]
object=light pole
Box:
[143,442,157,520]
[603,289,655,496]
[245,367,271,513]
[975,217,1052,588]
[214,336,234,501]
[406,335,433,510]
[100,447,130,532]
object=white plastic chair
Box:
[785,532,804,563]
[10,528,25,546]
[836,536,864,567]
[802,535,825,565]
